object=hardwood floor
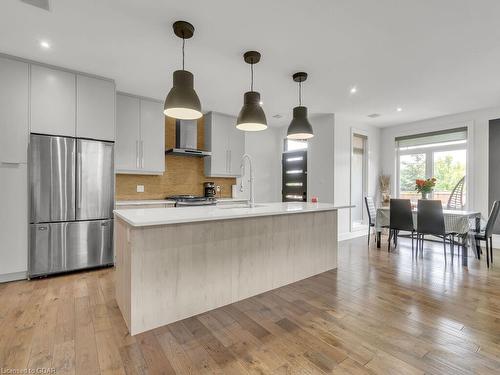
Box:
[1,236,500,374]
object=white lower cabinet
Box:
[0,164,28,281]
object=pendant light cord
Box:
[298,81,302,106]
[182,37,185,70]
[250,63,254,92]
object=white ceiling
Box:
[2,0,500,127]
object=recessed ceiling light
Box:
[259,101,263,106]
[272,114,283,119]
[40,40,51,49]
[367,113,381,118]
[350,86,357,94]
[396,107,403,112]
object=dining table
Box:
[375,206,481,266]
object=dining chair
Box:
[416,200,455,262]
[365,197,377,245]
[474,200,500,268]
[446,176,465,210]
[388,199,415,253]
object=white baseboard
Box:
[339,230,368,242]
[0,271,27,283]
[492,234,500,249]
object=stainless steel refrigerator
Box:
[29,134,114,277]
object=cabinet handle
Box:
[136,140,139,169]
[141,140,144,169]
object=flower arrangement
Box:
[415,178,436,199]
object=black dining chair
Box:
[388,199,415,252]
[416,200,455,262]
[365,196,377,245]
[474,201,500,268]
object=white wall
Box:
[334,114,381,239]
[240,113,381,241]
[275,113,380,240]
[380,106,500,220]
[307,114,335,204]
[238,127,282,203]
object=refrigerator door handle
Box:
[77,150,82,209]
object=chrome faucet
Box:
[240,154,255,208]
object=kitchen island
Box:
[114,202,340,335]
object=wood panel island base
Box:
[114,203,339,335]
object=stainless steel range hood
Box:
[166,119,211,157]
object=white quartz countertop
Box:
[115,198,248,206]
[115,200,176,206]
[114,202,345,227]
[215,197,249,203]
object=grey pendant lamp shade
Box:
[164,21,202,120]
[287,72,314,139]
[236,51,267,131]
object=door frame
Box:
[350,128,369,233]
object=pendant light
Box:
[287,72,314,139]
[236,51,267,131]
[164,21,202,120]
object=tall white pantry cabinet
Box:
[0,54,116,282]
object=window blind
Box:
[396,127,467,149]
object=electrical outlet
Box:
[136,185,145,193]
[216,185,221,192]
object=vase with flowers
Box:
[415,178,436,199]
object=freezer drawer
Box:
[76,139,114,220]
[30,134,76,223]
[29,220,113,277]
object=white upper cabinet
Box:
[31,64,76,137]
[116,94,140,171]
[0,57,29,164]
[228,120,245,175]
[115,93,165,174]
[76,74,115,141]
[204,111,245,177]
[140,99,165,173]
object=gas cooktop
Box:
[166,195,216,207]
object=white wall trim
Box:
[492,234,500,249]
[338,229,367,242]
[349,127,370,233]
[0,271,27,283]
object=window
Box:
[396,128,467,206]
[284,139,308,152]
[282,139,308,202]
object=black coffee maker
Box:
[204,182,216,197]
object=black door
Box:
[282,150,307,202]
